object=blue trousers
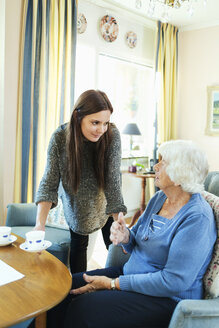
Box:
[47,266,178,328]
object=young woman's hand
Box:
[70,274,115,295]
[34,201,52,231]
[110,212,130,245]
[33,224,45,231]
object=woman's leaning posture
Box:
[34,89,127,274]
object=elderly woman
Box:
[46,140,217,328]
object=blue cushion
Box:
[6,203,37,227]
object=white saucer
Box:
[19,240,52,253]
[0,235,17,246]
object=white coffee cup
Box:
[0,226,12,243]
[25,230,45,250]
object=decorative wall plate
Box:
[100,15,119,42]
[77,13,87,34]
[126,31,137,48]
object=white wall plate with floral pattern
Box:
[100,15,119,42]
[126,31,137,48]
[77,13,87,34]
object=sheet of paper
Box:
[0,259,25,286]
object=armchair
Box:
[6,202,70,265]
[5,200,98,267]
[105,171,219,328]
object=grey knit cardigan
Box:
[35,123,127,235]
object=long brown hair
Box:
[66,89,114,194]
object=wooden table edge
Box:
[0,234,72,328]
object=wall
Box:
[2,0,22,221]
[178,26,219,170]
[0,0,5,224]
[77,0,155,68]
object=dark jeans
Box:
[69,216,114,274]
[47,266,178,328]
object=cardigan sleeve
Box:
[35,129,61,208]
[104,126,127,215]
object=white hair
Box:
[158,140,209,193]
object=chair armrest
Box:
[6,203,37,227]
[169,297,219,328]
[204,171,219,197]
[105,244,130,268]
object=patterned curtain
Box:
[155,21,178,145]
[14,0,77,203]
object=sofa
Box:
[105,171,219,328]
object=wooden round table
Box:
[0,234,72,328]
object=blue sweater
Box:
[119,191,216,301]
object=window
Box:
[75,44,156,158]
[97,54,155,157]
[74,43,96,99]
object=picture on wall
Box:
[206,86,219,136]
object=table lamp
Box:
[122,123,141,152]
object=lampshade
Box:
[122,123,141,136]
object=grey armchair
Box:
[5,203,70,266]
[105,171,219,328]
[204,171,219,197]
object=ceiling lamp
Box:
[136,0,208,23]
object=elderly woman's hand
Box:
[110,212,130,245]
[70,274,112,295]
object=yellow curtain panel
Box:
[155,21,178,145]
[14,0,77,203]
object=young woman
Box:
[34,89,127,273]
